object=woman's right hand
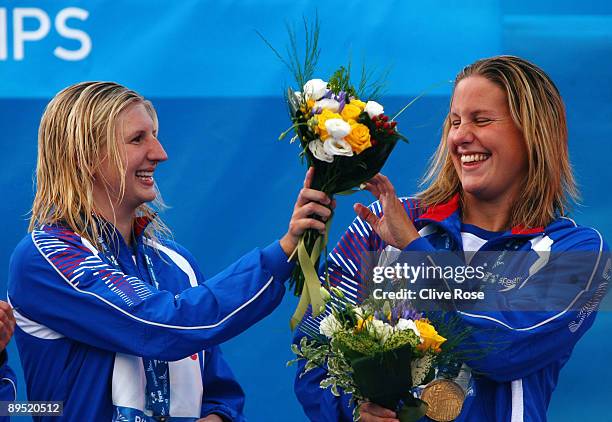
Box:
[354,174,419,249]
[0,301,15,351]
[359,402,400,422]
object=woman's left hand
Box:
[354,174,419,249]
[280,167,335,257]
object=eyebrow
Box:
[449,109,496,116]
[126,130,145,139]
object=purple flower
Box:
[393,301,422,321]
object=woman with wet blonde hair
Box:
[294,56,609,422]
[419,55,577,229]
[10,81,334,421]
[31,81,168,249]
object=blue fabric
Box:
[460,223,504,240]
[0,350,17,422]
[293,197,610,421]
[8,222,293,421]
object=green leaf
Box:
[331,384,340,397]
[304,361,318,373]
[320,377,335,389]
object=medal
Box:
[421,379,464,422]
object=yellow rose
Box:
[316,109,342,140]
[345,123,372,154]
[341,103,362,121]
[415,319,446,352]
[350,99,366,110]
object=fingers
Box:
[0,321,12,350]
[0,301,14,322]
[379,174,397,197]
[362,181,382,199]
[354,203,379,227]
[303,167,315,189]
[360,402,398,422]
[363,173,398,203]
[293,201,333,221]
[289,217,326,236]
[368,173,397,196]
[0,302,15,350]
[297,167,334,208]
[281,168,335,255]
[295,187,332,209]
[366,174,401,213]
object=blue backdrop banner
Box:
[1,1,611,421]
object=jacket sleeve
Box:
[405,226,610,382]
[292,199,421,421]
[456,228,610,382]
[200,345,245,422]
[8,229,293,361]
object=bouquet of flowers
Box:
[259,18,410,328]
[291,289,470,421]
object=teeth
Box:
[461,154,489,164]
[136,171,153,177]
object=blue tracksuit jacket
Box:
[293,195,609,421]
[8,220,293,421]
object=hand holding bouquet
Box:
[291,290,468,422]
[285,72,407,328]
[259,18,408,328]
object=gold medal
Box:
[421,379,465,422]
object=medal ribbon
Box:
[98,234,171,418]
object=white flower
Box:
[368,319,394,345]
[324,118,351,139]
[395,318,420,337]
[303,79,328,101]
[364,100,384,119]
[319,314,342,338]
[353,307,365,319]
[314,98,340,113]
[411,355,434,386]
[308,139,334,163]
[323,138,353,157]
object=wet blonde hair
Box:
[29,81,170,246]
[418,55,578,228]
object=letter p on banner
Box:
[13,8,50,60]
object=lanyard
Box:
[98,234,170,419]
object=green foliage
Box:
[356,62,390,101]
[383,329,420,352]
[328,66,356,97]
[290,336,365,421]
[335,330,380,357]
[256,15,320,95]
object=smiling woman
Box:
[447,75,529,215]
[9,81,334,421]
[92,101,168,244]
[292,56,609,422]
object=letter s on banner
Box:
[54,7,91,61]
